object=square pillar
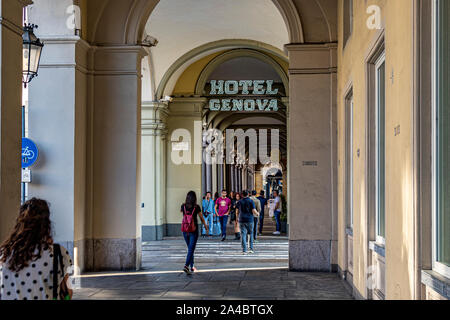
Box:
[0,0,32,242]
[87,46,147,271]
[286,43,338,272]
[27,0,90,270]
[141,101,168,241]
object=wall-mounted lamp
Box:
[22,24,44,88]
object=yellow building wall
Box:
[173,52,225,96]
[337,0,415,299]
[165,106,202,227]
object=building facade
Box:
[0,0,448,300]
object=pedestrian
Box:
[250,191,262,241]
[201,192,215,238]
[215,189,231,241]
[0,198,73,300]
[257,191,268,236]
[237,190,259,254]
[273,190,282,235]
[181,191,209,275]
[230,193,241,240]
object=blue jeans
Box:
[219,215,228,238]
[240,221,254,252]
[274,210,281,232]
[259,211,265,234]
[183,231,199,268]
[253,217,258,239]
[202,212,213,235]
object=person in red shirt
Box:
[215,190,231,241]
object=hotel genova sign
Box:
[208,80,279,112]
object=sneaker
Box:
[183,266,192,275]
[242,251,248,255]
[273,231,281,235]
[191,267,198,273]
[221,237,226,242]
[249,250,255,254]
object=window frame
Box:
[343,0,354,47]
[375,52,386,246]
[431,0,450,279]
[345,90,354,230]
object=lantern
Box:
[22,24,44,87]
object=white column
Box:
[237,167,242,193]
[0,0,31,241]
[206,162,212,193]
[218,163,224,192]
[212,163,217,195]
[27,0,90,269]
[141,101,168,241]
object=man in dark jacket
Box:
[237,190,259,254]
[257,191,268,236]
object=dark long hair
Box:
[0,198,53,272]
[184,191,197,210]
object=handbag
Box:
[52,244,71,300]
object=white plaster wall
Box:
[146,0,289,91]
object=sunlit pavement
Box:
[73,238,353,300]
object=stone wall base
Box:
[289,240,332,272]
[75,238,141,272]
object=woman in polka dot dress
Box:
[0,198,73,300]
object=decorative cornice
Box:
[289,67,337,75]
[285,42,338,52]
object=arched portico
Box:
[17,0,338,272]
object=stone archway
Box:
[155,39,288,100]
[86,0,304,46]
[30,0,337,272]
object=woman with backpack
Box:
[181,191,209,275]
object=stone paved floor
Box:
[73,238,353,300]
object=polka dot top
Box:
[0,245,73,300]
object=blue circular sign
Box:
[22,138,39,168]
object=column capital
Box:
[285,43,337,75]
[142,101,169,137]
[142,100,169,115]
[91,45,148,76]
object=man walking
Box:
[250,191,261,241]
[215,189,231,241]
[273,190,282,235]
[257,191,268,236]
[237,190,259,254]
[202,192,215,237]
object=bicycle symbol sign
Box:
[22,138,39,168]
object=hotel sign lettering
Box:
[208,80,280,112]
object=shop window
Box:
[433,0,450,278]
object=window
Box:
[343,0,353,47]
[432,0,450,277]
[375,54,386,244]
[345,90,354,229]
